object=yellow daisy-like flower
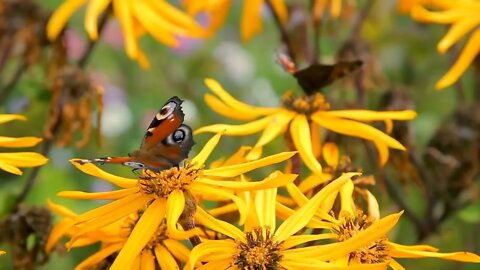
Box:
[59,133,296,270]
[410,0,480,89]
[0,114,48,175]
[195,79,417,173]
[47,0,207,68]
[184,0,288,42]
[188,172,390,269]
[46,200,195,270]
[0,250,5,255]
[282,179,480,268]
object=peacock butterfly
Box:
[75,96,194,172]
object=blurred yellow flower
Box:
[0,250,4,255]
[410,0,480,89]
[47,0,207,68]
[188,173,387,269]
[0,114,48,175]
[46,200,194,269]
[184,0,288,42]
[58,133,296,269]
[314,0,355,20]
[195,79,417,173]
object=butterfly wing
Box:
[294,60,363,95]
[130,124,194,171]
[141,96,185,150]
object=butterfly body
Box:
[76,96,194,172]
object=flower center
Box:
[331,211,390,264]
[281,90,330,115]
[138,161,202,198]
[233,228,283,270]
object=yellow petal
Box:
[70,159,137,188]
[387,242,480,262]
[113,0,138,58]
[411,6,461,24]
[0,161,23,175]
[252,110,295,149]
[45,220,74,253]
[323,142,339,169]
[311,115,406,150]
[72,193,149,223]
[374,140,390,166]
[298,173,332,193]
[0,136,42,148]
[57,188,139,200]
[270,0,288,23]
[191,183,247,224]
[204,151,295,177]
[195,207,245,240]
[281,260,388,270]
[205,94,258,120]
[204,78,278,116]
[140,250,155,270]
[194,116,272,136]
[47,199,77,218]
[191,132,222,167]
[47,0,86,40]
[75,243,123,270]
[255,188,277,230]
[315,110,417,121]
[163,239,191,263]
[339,180,355,216]
[241,0,263,42]
[282,233,337,249]
[288,211,403,260]
[147,0,207,38]
[436,29,480,89]
[132,0,179,47]
[275,173,359,242]
[154,245,180,270]
[437,18,480,53]
[0,152,48,167]
[188,240,236,270]
[84,0,110,40]
[110,198,165,270]
[197,171,296,191]
[290,114,322,174]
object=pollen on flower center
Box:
[281,90,330,115]
[331,211,390,264]
[233,228,283,270]
[138,161,202,198]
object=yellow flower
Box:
[195,79,417,173]
[0,114,48,175]
[47,0,207,68]
[281,179,480,268]
[410,0,480,89]
[58,133,296,270]
[188,172,386,269]
[184,0,288,42]
[0,250,5,255]
[47,200,194,270]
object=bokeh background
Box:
[0,0,479,269]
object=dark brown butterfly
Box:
[75,96,194,172]
[278,54,363,95]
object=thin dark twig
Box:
[0,60,29,104]
[78,10,109,68]
[265,0,296,62]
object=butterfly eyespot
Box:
[172,129,185,143]
[123,161,146,169]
